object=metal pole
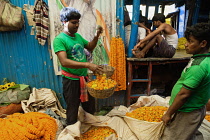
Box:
[127,0,140,58]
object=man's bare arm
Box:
[161,87,192,124]
[140,24,165,44]
[85,26,103,52]
[56,51,103,72]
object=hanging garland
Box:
[109,37,126,91]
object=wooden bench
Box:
[126,50,191,106]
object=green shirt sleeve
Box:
[183,65,206,90]
[53,37,66,53]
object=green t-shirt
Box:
[169,53,210,112]
[53,32,89,80]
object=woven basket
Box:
[94,65,115,78]
[87,84,117,99]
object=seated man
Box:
[125,20,146,53]
[138,10,151,36]
[132,13,178,58]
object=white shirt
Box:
[125,25,146,47]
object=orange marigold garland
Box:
[0,112,57,140]
[126,106,168,122]
[109,37,126,91]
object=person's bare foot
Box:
[135,50,145,58]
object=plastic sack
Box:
[0,85,30,104]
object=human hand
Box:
[87,63,104,73]
[132,44,140,53]
[96,25,103,37]
[161,113,172,125]
[146,29,151,34]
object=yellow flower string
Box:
[0,82,16,91]
[109,37,126,91]
[0,112,57,140]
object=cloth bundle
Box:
[0,0,24,31]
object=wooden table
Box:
[126,50,191,106]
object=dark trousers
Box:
[62,77,95,125]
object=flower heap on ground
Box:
[0,112,57,140]
[126,106,168,122]
[80,126,118,140]
[109,37,126,91]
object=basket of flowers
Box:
[87,74,117,99]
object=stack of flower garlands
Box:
[109,37,126,91]
[87,74,117,90]
[0,112,57,140]
[0,82,16,91]
[80,126,118,140]
[205,115,210,122]
[126,106,168,122]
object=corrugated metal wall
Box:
[0,0,126,110]
[0,0,65,107]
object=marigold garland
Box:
[126,106,168,122]
[80,126,118,140]
[0,112,57,140]
[109,37,126,91]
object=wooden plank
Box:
[127,50,191,62]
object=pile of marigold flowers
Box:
[80,126,118,140]
[126,106,168,122]
[178,37,187,49]
[205,115,210,122]
[0,112,57,140]
[0,82,16,91]
[87,74,117,90]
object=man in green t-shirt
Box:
[53,7,103,126]
[161,23,210,140]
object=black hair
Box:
[66,11,81,21]
[124,20,131,26]
[185,23,210,48]
[152,13,165,23]
[139,16,148,24]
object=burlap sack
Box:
[57,107,138,140]
[108,95,170,140]
[0,0,24,31]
